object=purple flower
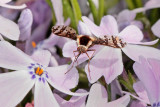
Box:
[117,9,143,31]
[0,0,26,9]
[55,83,130,107]
[0,41,88,107]
[133,57,160,106]
[79,15,160,83]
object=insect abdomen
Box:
[52,25,77,40]
[93,36,126,48]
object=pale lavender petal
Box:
[118,25,143,43]
[0,34,4,40]
[0,15,20,40]
[51,0,64,25]
[82,16,109,37]
[152,19,160,38]
[133,81,150,104]
[130,101,146,107]
[64,18,71,26]
[46,65,79,90]
[31,50,51,67]
[0,70,35,107]
[47,78,89,96]
[85,47,123,84]
[86,83,108,107]
[122,44,160,62]
[0,41,34,70]
[145,0,160,10]
[130,39,159,45]
[117,9,136,23]
[106,94,130,107]
[132,8,146,13]
[49,56,59,67]
[34,81,59,107]
[18,9,33,41]
[0,3,26,9]
[133,57,160,105]
[111,79,123,100]
[100,15,119,35]
[63,41,77,58]
[131,21,143,30]
[78,21,92,35]
[54,89,87,107]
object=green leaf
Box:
[125,0,135,10]
[128,71,136,85]
[88,0,99,25]
[98,0,105,24]
[62,0,76,29]
[134,0,142,7]
[71,0,82,26]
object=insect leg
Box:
[65,51,80,74]
[85,49,96,80]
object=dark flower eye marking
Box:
[52,25,126,80]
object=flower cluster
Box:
[0,0,160,107]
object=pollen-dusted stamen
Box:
[32,41,37,48]
[35,67,44,76]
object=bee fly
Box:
[52,25,126,79]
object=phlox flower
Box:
[0,41,88,107]
[81,15,160,84]
[55,83,130,107]
[133,57,160,106]
[0,0,26,9]
[117,9,143,31]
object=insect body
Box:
[52,25,126,79]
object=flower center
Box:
[28,63,49,83]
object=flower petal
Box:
[152,19,160,38]
[34,81,59,107]
[47,75,88,96]
[86,83,108,107]
[54,89,87,107]
[122,44,160,62]
[51,0,64,25]
[0,3,26,9]
[0,41,34,70]
[133,57,160,105]
[131,39,159,45]
[18,9,33,41]
[31,50,51,67]
[119,25,143,43]
[133,81,150,104]
[85,47,123,84]
[0,15,20,40]
[82,16,108,37]
[0,70,35,107]
[78,21,92,35]
[46,65,79,90]
[117,9,136,23]
[100,15,119,35]
[106,94,130,107]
